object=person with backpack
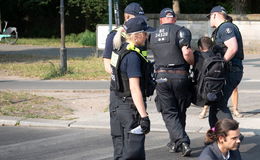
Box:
[192,36,226,113]
[207,5,244,128]
[148,8,194,156]
[194,37,242,119]
[194,36,226,119]
[194,37,214,119]
[109,17,154,160]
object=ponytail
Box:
[226,15,233,23]
[204,119,239,145]
[205,128,217,145]
[113,27,125,50]
[219,13,233,23]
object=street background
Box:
[0,45,260,159]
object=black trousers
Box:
[155,73,192,147]
[109,91,146,160]
[208,68,243,128]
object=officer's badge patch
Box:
[154,27,170,43]
[225,28,232,34]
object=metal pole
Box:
[108,0,112,31]
[114,0,120,27]
[60,0,67,73]
[0,9,2,32]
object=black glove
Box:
[140,116,150,134]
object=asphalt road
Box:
[0,80,110,90]
[0,45,98,58]
[1,79,260,91]
[0,126,259,160]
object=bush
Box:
[78,30,96,46]
[65,33,80,43]
[65,30,96,46]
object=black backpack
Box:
[192,50,226,106]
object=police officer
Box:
[109,17,152,160]
[103,2,147,74]
[207,5,244,128]
[148,8,194,156]
[102,3,148,159]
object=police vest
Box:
[212,22,244,61]
[149,23,187,68]
[110,43,155,98]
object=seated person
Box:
[199,118,242,160]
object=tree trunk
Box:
[233,0,248,14]
[172,0,180,14]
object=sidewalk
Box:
[0,53,260,135]
[0,91,260,136]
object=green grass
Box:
[16,38,82,47]
[5,30,96,47]
[0,54,110,80]
[0,91,73,119]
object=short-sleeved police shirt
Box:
[120,51,142,78]
[215,22,236,44]
[214,22,244,67]
[103,31,117,59]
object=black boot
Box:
[181,143,192,157]
[167,142,178,153]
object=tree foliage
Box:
[0,0,259,38]
[0,0,60,37]
[67,0,107,31]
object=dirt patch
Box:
[0,70,39,80]
[0,90,73,119]
[0,72,110,121]
[31,90,110,121]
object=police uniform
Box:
[110,42,154,160]
[110,43,145,160]
[104,28,151,160]
[103,30,117,59]
[104,30,145,160]
[102,3,149,159]
[109,17,153,160]
[103,27,124,160]
[209,21,244,128]
[148,8,192,155]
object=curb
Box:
[0,116,259,136]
